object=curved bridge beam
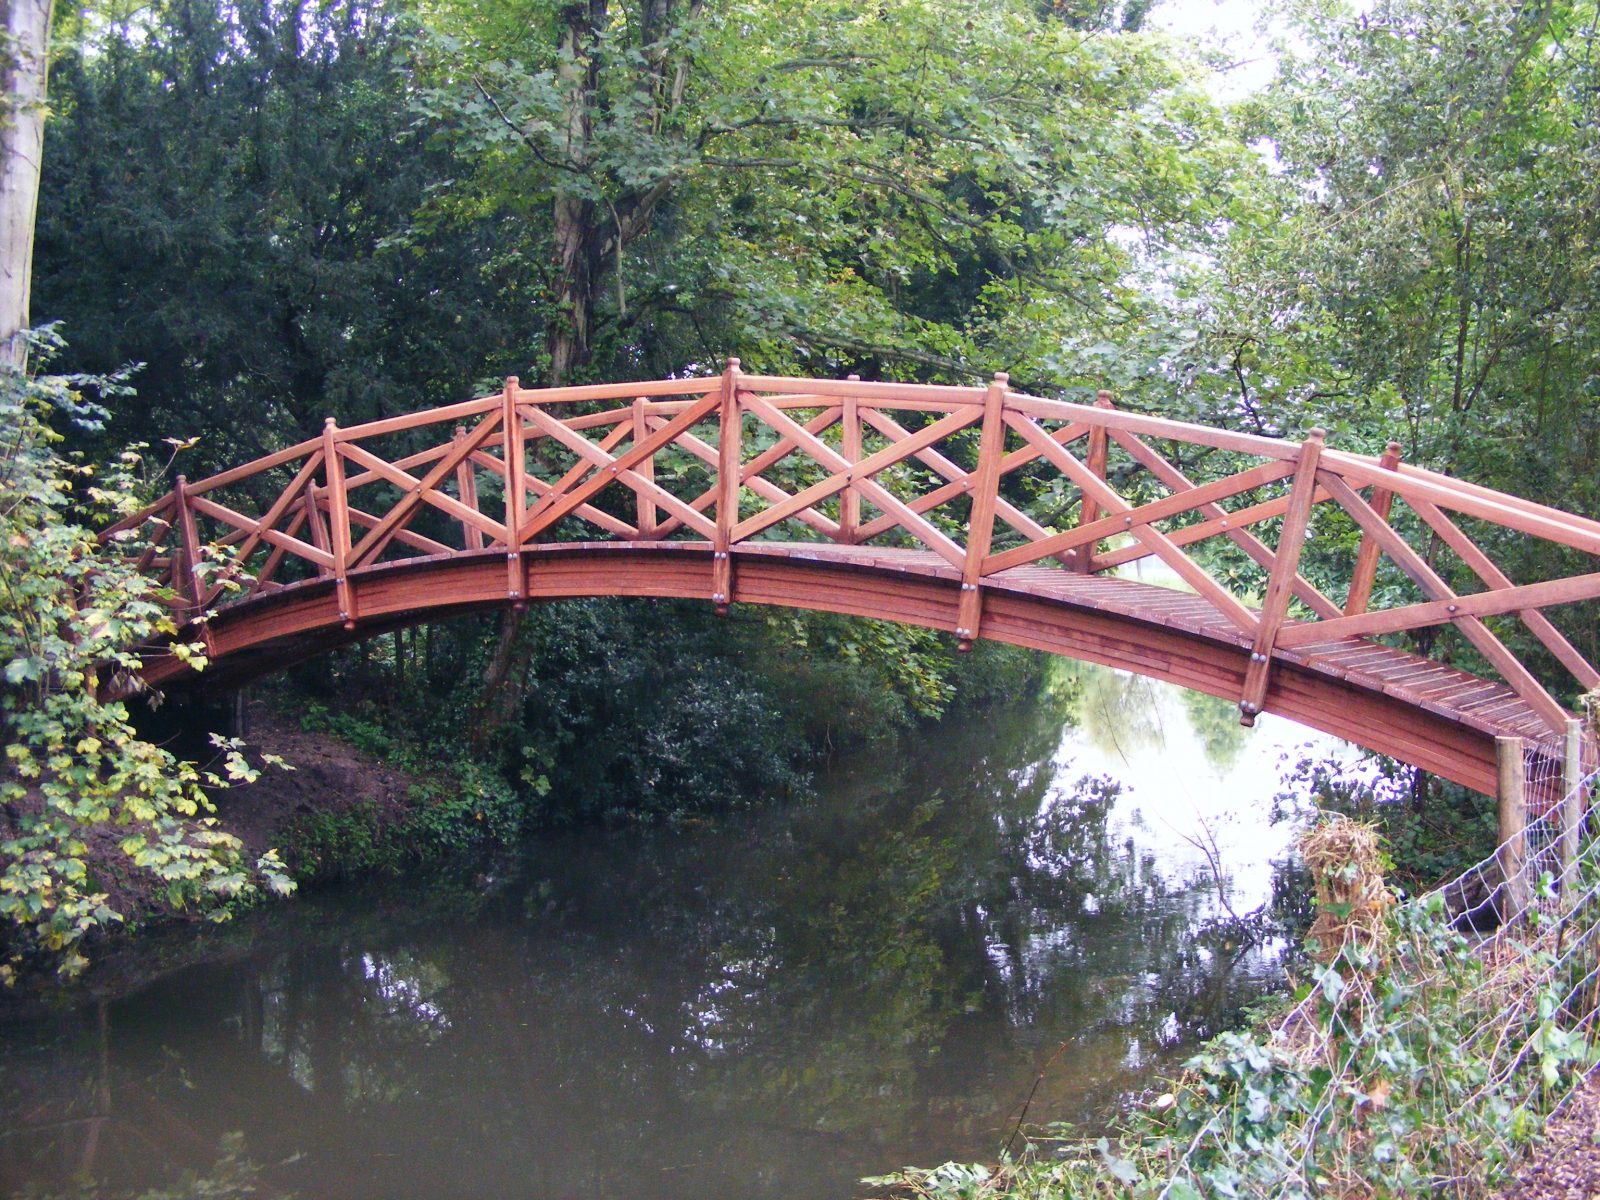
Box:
[104,365,1600,798]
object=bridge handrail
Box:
[101,366,1600,735]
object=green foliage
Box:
[1273,749,1499,895]
[876,838,1600,1200]
[285,701,524,881]
[0,347,294,975]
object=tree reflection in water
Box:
[0,660,1327,1200]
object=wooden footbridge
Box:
[104,364,1600,800]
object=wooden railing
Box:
[103,364,1600,733]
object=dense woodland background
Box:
[5,0,1600,966]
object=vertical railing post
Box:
[454,426,484,551]
[840,374,861,545]
[321,419,355,630]
[303,487,332,576]
[712,358,742,614]
[956,372,1009,650]
[502,377,525,607]
[173,475,218,657]
[632,397,656,539]
[1563,717,1584,900]
[173,475,202,616]
[1498,735,1530,927]
[1072,391,1114,572]
[1344,440,1403,615]
[1239,428,1325,726]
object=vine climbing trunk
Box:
[0,0,51,369]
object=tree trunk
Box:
[0,0,51,369]
[545,0,607,388]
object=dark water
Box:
[0,665,1314,1200]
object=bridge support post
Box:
[319,421,357,630]
[1072,392,1115,573]
[632,399,656,539]
[956,373,1008,649]
[1239,428,1324,726]
[840,375,861,545]
[503,378,526,609]
[1497,735,1530,927]
[713,359,742,615]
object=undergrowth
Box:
[872,813,1600,1200]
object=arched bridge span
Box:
[103,364,1600,798]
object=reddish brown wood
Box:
[502,378,525,603]
[1238,429,1323,725]
[1345,441,1403,615]
[100,367,1600,793]
[321,419,356,628]
[1315,471,1569,732]
[1407,495,1600,690]
[633,399,657,538]
[454,427,484,551]
[1074,391,1113,572]
[957,374,1008,646]
[713,359,741,611]
[349,409,502,568]
[841,377,861,545]
[1108,429,1342,620]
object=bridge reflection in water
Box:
[105,364,1600,797]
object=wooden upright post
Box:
[712,358,742,614]
[840,375,861,545]
[1563,717,1584,896]
[1239,428,1325,726]
[454,426,484,551]
[173,476,203,616]
[1072,391,1114,572]
[632,398,656,539]
[1345,440,1403,615]
[503,378,525,607]
[320,419,356,630]
[1497,735,1530,926]
[957,372,1009,649]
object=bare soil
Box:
[213,702,418,859]
[1500,1073,1600,1199]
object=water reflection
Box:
[0,661,1336,1200]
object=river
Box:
[0,660,1341,1199]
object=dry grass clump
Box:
[1301,813,1393,965]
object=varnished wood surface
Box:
[136,540,1571,797]
[103,366,1600,799]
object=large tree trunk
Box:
[476,1,609,736]
[545,0,607,388]
[0,0,50,369]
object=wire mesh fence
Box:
[1159,742,1600,1200]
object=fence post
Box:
[1563,718,1584,902]
[1497,735,1530,926]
